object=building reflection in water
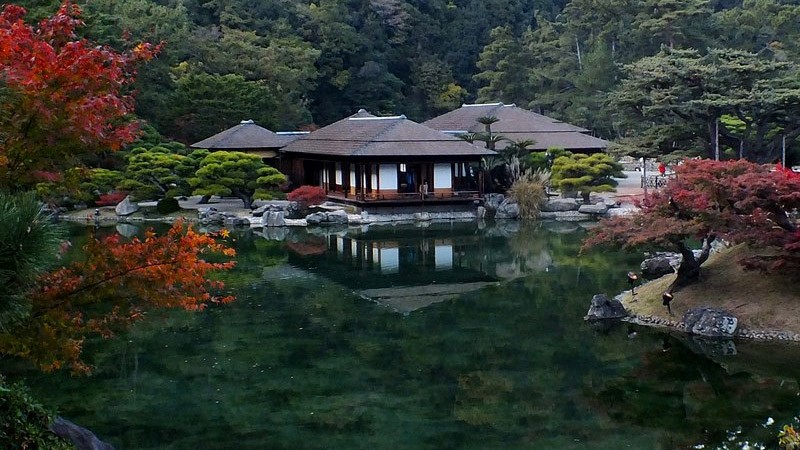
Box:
[327,234,467,274]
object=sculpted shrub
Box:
[156,197,181,214]
[287,185,327,207]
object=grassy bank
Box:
[621,245,800,337]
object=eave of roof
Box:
[281,110,495,158]
[423,103,591,134]
[190,120,293,149]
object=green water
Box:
[4,221,800,449]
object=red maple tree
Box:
[287,185,327,207]
[0,222,236,374]
[0,2,159,189]
[0,4,237,376]
[585,159,800,291]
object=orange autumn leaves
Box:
[0,222,235,374]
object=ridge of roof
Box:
[347,114,407,120]
[461,102,514,107]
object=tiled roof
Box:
[190,120,299,150]
[423,103,608,150]
[280,110,495,158]
[491,132,610,151]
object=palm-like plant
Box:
[458,133,480,144]
[0,192,63,328]
[477,115,500,150]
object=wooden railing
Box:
[327,190,481,202]
[641,174,675,189]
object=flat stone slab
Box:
[540,198,579,212]
[578,203,609,215]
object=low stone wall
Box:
[61,192,640,229]
[622,313,800,342]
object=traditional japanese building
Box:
[190,119,306,166]
[423,102,609,153]
[279,109,495,207]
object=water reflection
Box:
[3,221,799,450]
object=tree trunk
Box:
[232,189,253,209]
[668,234,715,293]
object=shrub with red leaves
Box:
[287,185,327,207]
[585,159,800,289]
[95,191,127,206]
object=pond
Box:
[3,221,800,449]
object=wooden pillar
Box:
[354,163,363,201]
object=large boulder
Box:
[264,210,286,227]
[326,209,349,224]
[640,252,681,277]
[305,212,324,225]
[484,194,505,211]
[578,203,609,215]
[494,200,520,220]
[540,198,580,212]
[585,293,627,320]
[50,416,115,450]
[640,250,707,278]
[224,216,250,227]
[681,307,738,338]
[305,210,348,225]
[251,204,270,217]
[114,195,139,216]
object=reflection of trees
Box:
[585,336,800,449]
[8,224,799,449]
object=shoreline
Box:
[621,313,800,342]
[613,244,800,343]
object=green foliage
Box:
[0,192,63,331]
[156,197,182,215]
[551,153,623,197]
[166,69,296,144]
[610,47,800,162]
[190,151,287,208]
[120,144,198,200]
[0,375,73,449]
[525,148,572,172]
[35,168,123,207]
[15,0,800,159]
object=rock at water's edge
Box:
[494,200,519,219]
[681,307,738,338]
[114,195,139,216]
[264,210,286,227]
[540,198,579,212]
[585,293,627,320]
[50,416,115,450]
[577,203,609,215]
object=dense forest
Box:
[14,0,800,162]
